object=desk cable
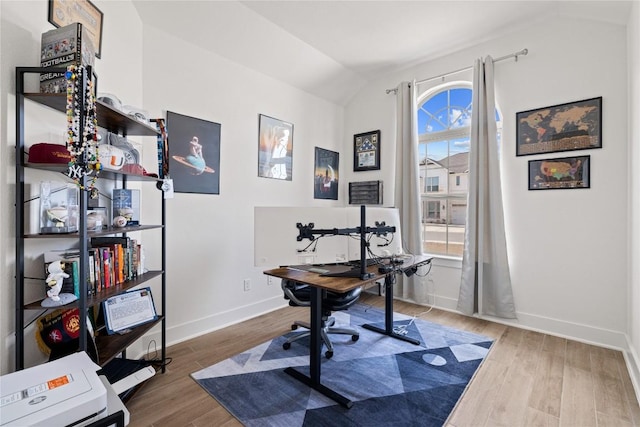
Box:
[145,339,173,369]
[391,261,436,336]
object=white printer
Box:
[0,352,130,427]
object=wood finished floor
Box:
[126,293,640,426]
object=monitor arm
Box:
[296,222,395,241]
[295,206,396,280]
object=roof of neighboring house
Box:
[443,152,469,174]
[422,152,469,173]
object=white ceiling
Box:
[132,0,633,105]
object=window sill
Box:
[423,253,463,269]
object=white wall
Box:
[627,0,640,398]
[137,24,344,349]
[345,15,630,348]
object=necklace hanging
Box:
[65,64,101,198]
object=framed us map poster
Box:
[354,130,380,171]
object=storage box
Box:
[112,189,140,226]
[39,181,79,234]
[40,23,95,93]
[349,180,383,205]
[87,207,107,231]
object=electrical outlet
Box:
[267,276,274,286]
[243,279,251,291]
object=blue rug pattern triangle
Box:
[191,303,493,426]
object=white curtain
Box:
[394,81,428,303]
[457,57,516,318]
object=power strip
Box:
[111,365,156,395]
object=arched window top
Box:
[418,83,472,135]
[417,82,502,141]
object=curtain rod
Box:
[385,48,528,94]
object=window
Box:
[426,176,439,192]
[418,84,501,257]
[426,201,440,220]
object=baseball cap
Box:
[28,143,71,164]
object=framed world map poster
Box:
[516,97,602,156]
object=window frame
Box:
[417,82,503,258]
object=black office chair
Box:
[281,279,361,358]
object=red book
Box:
[101,248,111,289]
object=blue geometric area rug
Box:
[191,303,493,427]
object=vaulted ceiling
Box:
[132,1,633,105]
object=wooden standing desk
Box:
[264,254,432,408]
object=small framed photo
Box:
[528,155,590,190]
[516,97,602,156]
[314,147,339,200]
[48,0,104,58]
[258,114,294,181]
[354,130,380,171]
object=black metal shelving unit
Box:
[14,67,167,379]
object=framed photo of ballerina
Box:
[167,111,221,194]
[258,114,293,181]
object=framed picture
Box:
[528,155,590,190]
[314,147,339,200]
[354,130,380,171]
[516,97,602,156]
[258,114,293,181]
[167,111,221,195]
[48,0,104,58]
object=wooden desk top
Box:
[264,254,432,293]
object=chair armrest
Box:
[281,279,311,307]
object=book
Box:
[91,237,132,282]
[112,189,140,226]
[40,22,95,93]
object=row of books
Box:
[43,237,144,298]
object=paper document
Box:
[103,287,157,334]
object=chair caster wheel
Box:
[325,351,333,359]
[291,324,298,330]
[352,335,359,342]
[283,342,291,350]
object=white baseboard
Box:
[398,294,629,351]
[624,339,640,406]
[135,295,286,356]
